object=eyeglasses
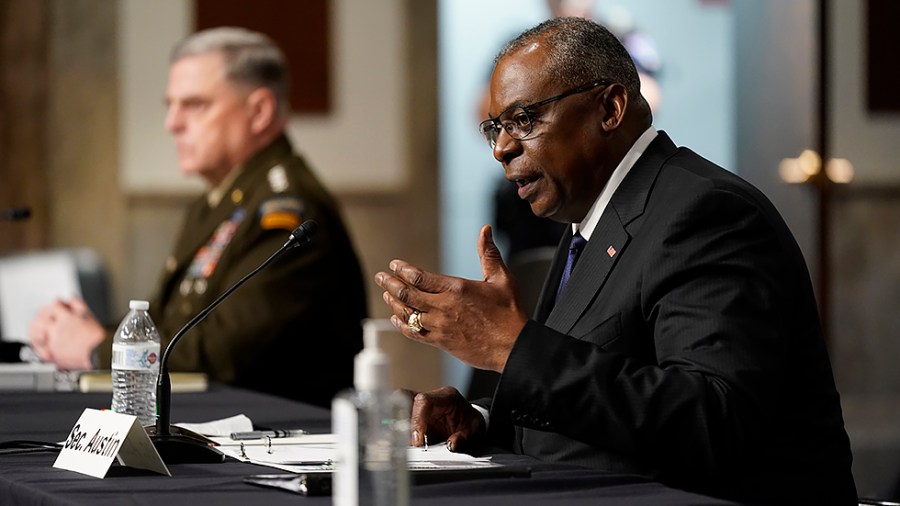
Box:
[478,80,611,148]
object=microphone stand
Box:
[148,220,318,464]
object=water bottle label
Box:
[111,343,160,371]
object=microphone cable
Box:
[0,440,62,456]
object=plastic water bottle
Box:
[111,300,161,426]
[333,319,410,506]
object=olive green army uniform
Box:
[97,135,366,407]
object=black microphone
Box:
[1,207,31,221]
[148,219,319,464]
[0,342,25,363]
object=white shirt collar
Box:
[574,126,658,241]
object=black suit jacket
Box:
[488,132,857,504]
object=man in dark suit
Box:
[375,17,856,504]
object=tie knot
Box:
[569,232,587,254]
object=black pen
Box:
[230,429,308,440]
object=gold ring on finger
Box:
[408,310,424,332]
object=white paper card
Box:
[0,251,81,342]
[54,408,170,478]
[175,413,253,437]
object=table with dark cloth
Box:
[0,385,737,505]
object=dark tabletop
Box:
[0,385,736,505]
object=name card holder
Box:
[54,408,170,478]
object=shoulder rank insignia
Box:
[267,165,289,193]
[259,195,304,231]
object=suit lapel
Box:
[538,131,679,334]
[544,212,629,333]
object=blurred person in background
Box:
[29,27,366,407]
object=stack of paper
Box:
[180,415,501,474]
[218,438,497,474]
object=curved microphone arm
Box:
[154,243,285,435]
[152,220,317,461]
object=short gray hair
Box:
[497,17,645,109]
[172,27,290,113]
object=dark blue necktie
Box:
[556,232,587,300]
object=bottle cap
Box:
[129,300,150,311]
[355,319,392,392]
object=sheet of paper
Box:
[222,443,336,465]
[211,433,337,446]
[408,444,492,463]
[0,251,81,343]
[218,436,493,473]
[0,362,57,391]
[175,414,252,436]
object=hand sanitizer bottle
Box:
[333,319,410,506]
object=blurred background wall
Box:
[0,0,444,393]
[2,0,900,498]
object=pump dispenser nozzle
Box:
[355,319,392,392]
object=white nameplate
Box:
[54,408,170,478]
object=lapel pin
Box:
[607,245,617,257]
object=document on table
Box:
[211,433,336,447]
[175,414,253,436]
[218,437,498,473]
[176,416,504,474]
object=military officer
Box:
[29,27,366,407]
